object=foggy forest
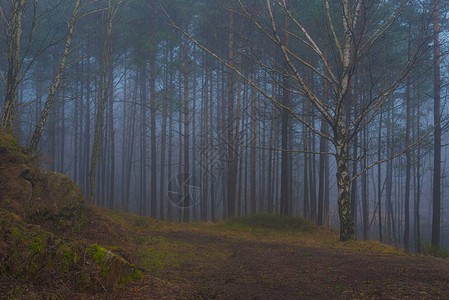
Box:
[1,0,449,298]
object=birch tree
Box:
[28,0,82,153]
[262,0,427,241]
[0,0,31,131]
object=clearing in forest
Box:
[8,207,447,299]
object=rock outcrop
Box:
[0,131,143,296]
[0,132,83,227]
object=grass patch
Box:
[219,213,316,233]
[337,240,404,256]
[137,236,181,275]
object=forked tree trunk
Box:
[1,0,27,132]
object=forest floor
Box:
[2,132,448,299]
[29,206,449,300]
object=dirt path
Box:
[5,205,448,299]
[101,227,449,299]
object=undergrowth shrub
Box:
[420,240,449,258]
[221,213,315,232]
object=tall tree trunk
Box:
[78,56,84,191]
[150,49,157,218]
[200,59,208,221]
[378,109,383,243]
[385,99,395,244]
[209,69,215,222]
[125,80,137,212]
[318,57,328,225]
[74,71,79,182]
[108,55,115,209]
[415,78,421,253]
[362,126,369,240]
[432,0,441,247]
[324,141,330,226]
[191,46,198,221]
[226,11,237,218]
[88,3,116,204]
[404,24,412,253]
[234,27,243,215]
[303,123,309,219]
[84,44,91,197]
[167,68,174,222]
[183,36,190,222]
[121,56,128,210]
[280,25,290,216]
[139,66,147,215]
[250,72,257,214]
[378,41,387,243]
[309,113,317,222]
[159,49,170,220]
[267,73,276,214]
[60,88,65,173]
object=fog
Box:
[1,0,449,251]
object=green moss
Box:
[87,244,108,265]
[0,132,28,162]
[0,131,19,150]
[87,244,143,286]
[123,267,144,283]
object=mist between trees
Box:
[1,0,448,250]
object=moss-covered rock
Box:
[87,244,143,287]
[0,131,84,228]
[32,170,84,225]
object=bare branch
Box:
[360,0,411,54]
[161,4,334,143]
[350,116,447,182]
[266,0,334,127]
[325,0,343,61]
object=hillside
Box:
[1,134,449,299]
